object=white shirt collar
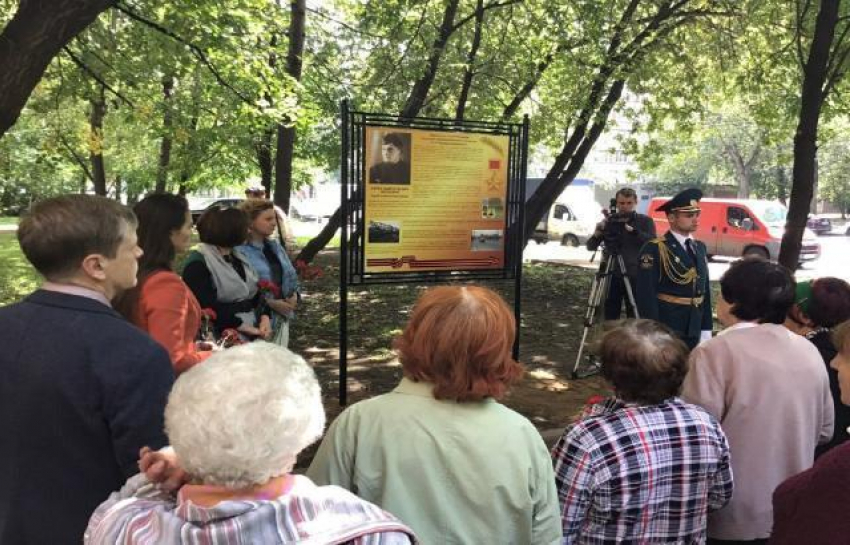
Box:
[669,230,693,247]
[41,281,111,307]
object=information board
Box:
[363,127,510,273]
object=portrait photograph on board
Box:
[368,131,412,185]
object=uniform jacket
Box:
[369,161,411,185]
[0,290,174,544]
[635,231,712,345]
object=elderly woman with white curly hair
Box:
[84,343,415,544]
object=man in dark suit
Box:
[586,187,656,319]
[636,188,712,350]
[0,195,174,544]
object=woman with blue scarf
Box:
[237,199,300,347]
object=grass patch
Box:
[295,235,339,249]
[0,233,39,306]
[0,216,18,227]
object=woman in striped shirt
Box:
[85,343,414,545]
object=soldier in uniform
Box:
[636,188,712,350]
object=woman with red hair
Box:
[308,285,562,544]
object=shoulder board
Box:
[649,237,666,245]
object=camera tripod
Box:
[572,249,639,379]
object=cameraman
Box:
[586,187,656,319]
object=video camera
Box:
[602,198,637,253]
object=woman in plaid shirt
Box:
[552,320,733,544]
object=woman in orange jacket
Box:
[116,193,211,374]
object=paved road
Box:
[524,231,850,283]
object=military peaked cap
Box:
[656,188,703,213]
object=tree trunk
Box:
[256,129,274,194]
[726,143,759,199]
[275,124,295,212]
[454,0,484,122]
[524,79,626,242]
[178,174,188,196]
[726,144,749,198]
[779,0,839,269]
[295,207,341,264]
[126,186,141,206]
[89,86,108,196]
[178,74,202,196]
[777,164,788,206]
[0,0,114,138]
[155,75,174,193]
[811,156,819,214]
[273,0,306,214]
[113,175,122,201]
[400,0,460,118]
[523,0,707,244]
[522,0,642,242]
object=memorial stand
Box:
[338,100,529,405]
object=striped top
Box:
[85,473,415,544]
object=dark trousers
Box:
[604,275,637,320]
[707,539,768,545]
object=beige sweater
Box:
[681,323,834,541]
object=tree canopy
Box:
[2,0,850,265]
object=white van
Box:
[532,201,598,246]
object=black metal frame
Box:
[339,100,529,404]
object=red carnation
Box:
[294,259,324,280]
[257,280,281,298]
[585,395,606,406]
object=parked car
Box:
[647,197,821,262]
[290,199,335,223]
[807,215,832,235]
[190,198,243,224]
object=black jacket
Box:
[811,330,850,458]
[586,212,656,278]
[0,290,173,544]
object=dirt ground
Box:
[290,251,612,465]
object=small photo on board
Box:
[368,220,401,243]
[368,132,412,185]
[471,229,503,251]
[481,197,504,219]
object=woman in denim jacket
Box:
[237,199,300,347]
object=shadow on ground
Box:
[291,251,610,442]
